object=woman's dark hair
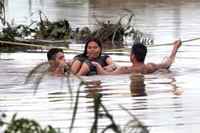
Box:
[47,48,63,60]
[131,43,147,62]
[83,38,102,57]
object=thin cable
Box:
[1,37,200,52]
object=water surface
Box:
[1,40,200,132]
[1,0,200,133]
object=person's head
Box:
[47,48,65,65]
[130,43,147,63]
[83,38,102,59]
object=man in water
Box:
[47,48,71,76]
[92,40,182,74]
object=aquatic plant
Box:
[120,105,149,133]
[96,94,121,133]
[0,113,60,133]
[25,62,50,94]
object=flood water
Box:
[1,0,200,133]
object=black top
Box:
[73,54,110,75]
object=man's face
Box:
[55,52,65,65]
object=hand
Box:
[91,61,100,67]
[91,61,106,75]
[103,64,117,72]
[173,40,182,51]
[169,39,182,59]
[91,61,103,71]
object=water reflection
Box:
[130,74,147,97]
[85,80,102,98]
[48,92,67,102]
[171,78,184,96]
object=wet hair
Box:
[131,43,147,62]
[83,38,102,57]
[47,48,64,60]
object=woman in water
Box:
[71,38,117,75]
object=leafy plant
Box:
[0,113,60,133]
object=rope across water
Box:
[1,37,200,52]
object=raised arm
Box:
[159,40,181,69]
[146,40,182,72]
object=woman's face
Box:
[86,41,101,59]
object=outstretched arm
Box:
[147,40,182,72]
[92,62,132,75]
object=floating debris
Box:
[0,8,153,51]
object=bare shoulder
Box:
[146,63,157,67]
[145,63,158,73]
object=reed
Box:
[120,105,149,133]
